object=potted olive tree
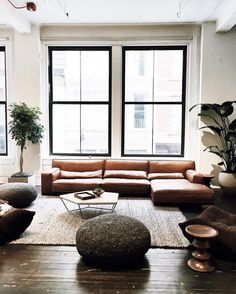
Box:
[190,101,236,191]
[8,102,44,178]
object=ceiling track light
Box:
[7,0,37,11]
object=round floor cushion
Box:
[0,183,38,208]
[76,214,151,265]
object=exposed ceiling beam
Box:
[216,0,236,32]
[0,1,31,33]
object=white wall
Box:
[40,24,201,166]
[1,22,235,184]
[0,25,41,182]
[198,22,236,183]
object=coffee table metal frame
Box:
[60,192,119,218]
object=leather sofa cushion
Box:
[60,170,103,179]
[52,179,103,193]
[52,159,104,172]
[151,179,214,205]
[104,170,147,179]
[149,160,195,174]
[105,160,149,172]
[148,172,184,180]
[185,169,205,184]
[102,178,150,195]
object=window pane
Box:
[153,105,182,155]
[52,105,80,153]
[0,105,6,154]
[124,105,152,154]
[154,50,183,102]
[123,47,185,156]
[125,50,153,102]
[81,105,108,154]
[50,47,111,156]
[52,51,81,101]
[81,51,109,101]
[0,52,6,102]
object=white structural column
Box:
[111,45,122,158]
[199,23,236,179]
[13,26,42,176]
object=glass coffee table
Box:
[60,191,119,218]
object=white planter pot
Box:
[218,172,236,193]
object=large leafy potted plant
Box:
[8,102,45,177]
[190,101,236,190]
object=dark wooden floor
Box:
[1,245,236,294]
[1,189,236,294]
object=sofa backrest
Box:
[105,159,149,172]
[149,160,195,174]
[52,159,105,172]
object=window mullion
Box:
[79,50,82,153]
[151,50,155,155]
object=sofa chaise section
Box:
[149,160,214,205]
[41,159,104,195]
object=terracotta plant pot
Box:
[219,171,236,193]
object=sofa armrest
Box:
[41,168,61,195]
[186,169,214,186]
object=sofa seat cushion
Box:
[60,170,103,179]
[102,178,150,195]
[104,170,147,179]
[148,172,184,180]
[151,179,214,205]
[52,178,103,193]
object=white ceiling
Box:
[0,0,236,33]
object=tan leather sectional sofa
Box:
[41,159,214,205]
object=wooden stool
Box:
[186,224,218,272]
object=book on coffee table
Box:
[74,191,96,200]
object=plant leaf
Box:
[222,101,236,107]
[226,131,236,142]
[189,103,217,112]
[199,126,221,135]
[229,119,236,131]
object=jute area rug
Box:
[12,196,190,248]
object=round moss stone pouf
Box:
[0,183,38,208]
[76,214,151,265]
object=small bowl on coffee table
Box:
[93,187,104,197]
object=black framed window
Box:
[122,46,187,156]
[0,47,7,155]
[48,47,111,156]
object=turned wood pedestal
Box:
[186,224,218,273]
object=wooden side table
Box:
[202,174,215,187]
[186,224,218,272]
